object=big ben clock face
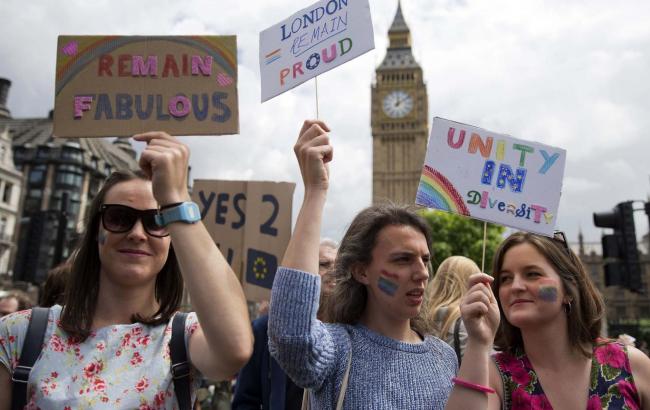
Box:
[382,90,414,118]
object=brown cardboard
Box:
[191,179,295,302]
[54,35,239,137]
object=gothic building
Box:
[575,233,650,337]
[371,1,428,205]
[0,79,23,277]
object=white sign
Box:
[259,0,375,102]
[416,118,567,237]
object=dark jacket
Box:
[232,315,302,410]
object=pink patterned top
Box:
[0,305,201,409]
[493,341,640,410]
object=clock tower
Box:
[371,1,428,204]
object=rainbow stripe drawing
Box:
[265,49,281,65]
[416,165,470,216]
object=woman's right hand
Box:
[460,273,500,347]
[294,120,332,193]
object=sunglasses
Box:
[100,204,169,238]
[553,230,571,256]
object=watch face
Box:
[382,90,414,118]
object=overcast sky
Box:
[2,0,649,246]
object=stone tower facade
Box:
[371,1,428,204]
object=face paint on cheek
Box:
[378,270,399,296]
[537,278,558,302]
[98,230,107,245]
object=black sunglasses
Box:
[553,230,571,256]
[100,204,169,238]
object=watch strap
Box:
[155,202,201,226]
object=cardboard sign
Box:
[54,36,239,137]
[191,180,295,302]
[416,118,566,237]
[259,0,374,102]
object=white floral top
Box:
[0,305,201,409]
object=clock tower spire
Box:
[371,0,428,205]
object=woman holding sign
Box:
[445,231,650,410]
[0,132,253,409]
[268,120,457,409]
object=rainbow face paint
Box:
[537,279,558,302]
[378,270,400,296]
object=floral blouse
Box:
[0,305,201,409]
[493,341,640,410]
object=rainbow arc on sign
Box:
[416,165,470,216]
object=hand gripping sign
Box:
[416,118,566,237]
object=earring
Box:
[564,301,572,315]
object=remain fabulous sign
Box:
[54,36,239,137]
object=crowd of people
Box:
[0,121,649,409]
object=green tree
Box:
[419,209,505,274]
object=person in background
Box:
[317,238,338,321]
[0,132,253,409]
[232,239,338,410]
[0,290,33,317]
[446,231,650,410]
[40,258,73,308]
[268,120,456,409]
[424,256,480,363]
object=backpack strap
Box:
[335,349,352,410]
[170,312,192,410]
[11,307,50,410]
[301,348,352,410]
[453,318,462,366]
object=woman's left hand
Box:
[133,131,191,206]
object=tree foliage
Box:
[419,209,505,274]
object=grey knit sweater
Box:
[269,267,458,409]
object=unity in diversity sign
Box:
[192,179,295,302]
[54,35,239,137]
[416,118,566,237]
[259,0,374,102]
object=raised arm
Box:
[446,273,502,410]
[133,132,253,380]
[268,120,343,388]
[282,120,332,273]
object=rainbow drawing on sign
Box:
[416,165,470,216]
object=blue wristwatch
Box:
[155,202,201,226]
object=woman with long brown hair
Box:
[446,231,650,409]
[268,120,457,409]
[0,132,253,409]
